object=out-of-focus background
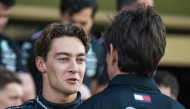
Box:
[3,0,190,108]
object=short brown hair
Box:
[0,65,22,90]
[35,22,90,61]
[103,5,166,77]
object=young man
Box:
[8,23,90,109]
[154,70,180,100]
[21,0,103,99]
[0,0,35,102]
[0,66,23,109]
[77,5,185,109]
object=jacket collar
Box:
[36,90,83,109]
[108,74,160,93]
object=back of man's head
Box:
[60,0,97,18]
[103,5,166,77]
[154,70,179,100]
[0,65,22,89]
[0,0,15,7]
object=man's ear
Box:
[109,44,117,66]
[36,56,46,73]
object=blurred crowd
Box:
[0,0,183,108]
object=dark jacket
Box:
[77,74,185,109]
[0,33,28,72]
[7,90,83,109]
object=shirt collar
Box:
[37,90,83,109]
[108,74,160,93]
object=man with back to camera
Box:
[77,5,185,109]
[0,0,35,102]
[94,0,154,95]
[0,65,23,109]
[7,22,90,109]
[21,0,104,99]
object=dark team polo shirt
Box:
[7,90,83,109]
[77,74,185,109]
[0,34,28,72]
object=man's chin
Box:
[66,89,79,94]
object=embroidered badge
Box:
[134,93,151,103]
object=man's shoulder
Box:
[164,96,185,109]
[6,99,39,109]
[151,93,185,109]
[172,101,186,109]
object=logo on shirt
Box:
[0,40,17,71]
[85,43,98,77]
[134,92,151,103]
[126,107,136,109]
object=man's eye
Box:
[80,22,87,26]
[77,58,85,63]
[58,58,68,61]
[9,96,19,100]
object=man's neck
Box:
[111,70,137,80]
[42,86,77,104]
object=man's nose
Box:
[68,60,79,73]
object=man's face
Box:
[0,3,11,32]
[120,0,153,12]
[0,82,23,109]
[138,0,154,6]
[43,36,86,94]
[60,8,93,34]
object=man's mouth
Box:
[66,78,78,84]
[68,78,78,81]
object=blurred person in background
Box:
[94,0,154,95]
[8,22,90,109]
[77,5,185,109]
[154,70,180,100]
[0,0,35,102]
[21,0,104,100]
[0,65,23,109]
[117,0,153,11]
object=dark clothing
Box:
[0,33,28,72]
[21,30,105,93]
[83,37,105,88]
[7,90,83,109]
[21,39,42,93]
[77,74,185,109]
[96,37,110,85]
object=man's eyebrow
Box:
[54,52,86,57]
[78,53,86,56]
[55,52,71,57]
